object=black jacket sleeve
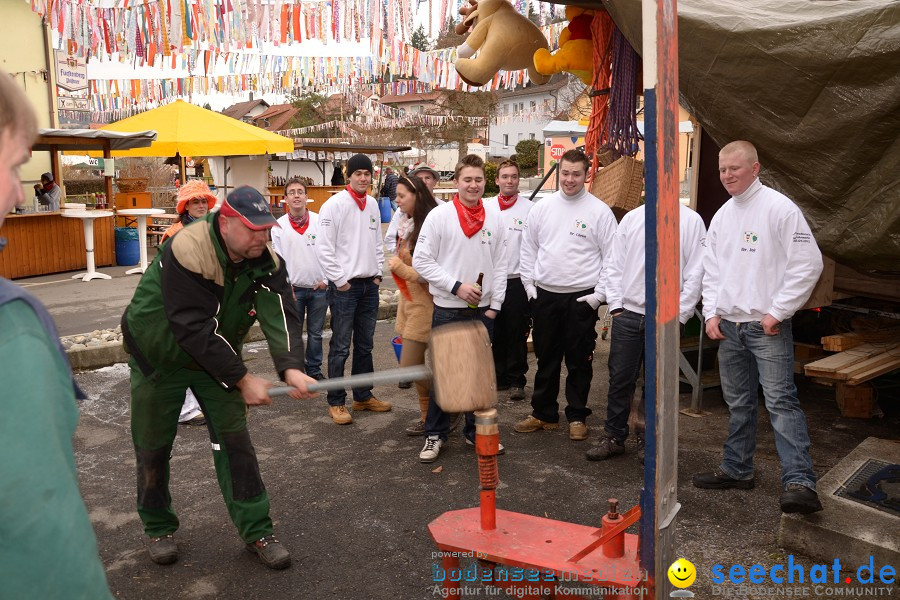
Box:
[160,246,249,389]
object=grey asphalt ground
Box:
[16,238,898,600]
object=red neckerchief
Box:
[452,194,485,238]
[497,193,517,211]
[288,210,310,235]
[346,185,367,211]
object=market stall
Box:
[0,128,156,279]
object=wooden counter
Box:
[0,212,115,279]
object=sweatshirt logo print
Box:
[574,219,589,231]
[743,231,759,244]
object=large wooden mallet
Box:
[269,321,498,412]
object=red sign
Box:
[550,144,566,160]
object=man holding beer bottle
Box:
[413,155,509,463]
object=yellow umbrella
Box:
[84,99,293,157]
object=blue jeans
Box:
[605,310,645,441]
[293,286,328,378]
[424,306,495,441]
[717,319,816,490]
[326,278,379,406]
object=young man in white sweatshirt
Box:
[515,149,617,442]
[413,154,509,463]
[484,160,534,400]
[694,140,824,515]
[585,203,706,462]
[271,178,328,380]
[316,154,391,425]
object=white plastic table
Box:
[117,208,166,274]
[61,210,115,282]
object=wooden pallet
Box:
[804,343,900,384]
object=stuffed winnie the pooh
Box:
[453,0,550,87]
[533,6,595,85]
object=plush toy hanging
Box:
[533,7,596,85]
[453,0,551,87]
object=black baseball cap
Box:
[219,186,279,230]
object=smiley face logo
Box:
[668,558,696,588]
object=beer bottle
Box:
[468,272,485,309]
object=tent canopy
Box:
[84,99,293,157]
[34,128,157,152]
[599,0,900,273]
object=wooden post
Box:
[103,139,113,204]
[641,0,681,598]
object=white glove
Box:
[576,294,602,311]
[456,43,476,59]
[524,284,537,301]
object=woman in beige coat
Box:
[388,175,439,435]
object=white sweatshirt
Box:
[520,188,617,298]
[605,204,707,324]
[484,194,534,277]
[271,212,326,288]
[316,189,385,288]
[413,201,508,310]
[702,178,823,323]
[383,196,445,254]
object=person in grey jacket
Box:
[34,172,62,211]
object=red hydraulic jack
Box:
[428,408,647,599]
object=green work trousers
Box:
[129,359,272,543]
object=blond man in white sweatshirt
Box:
[515,149,617,442]
[693,141,824,515]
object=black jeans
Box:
[605,309,646,441]
[530,288,598,424]
[492,278,531,388]
[424,306,495,441]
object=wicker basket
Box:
[590,156,644,212]
[115,178,149,193]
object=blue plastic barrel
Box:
[115,227,140,266]
[379,197,392,223]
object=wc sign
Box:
[550,144,566,160]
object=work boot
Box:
[692,469,755,490]
[148,534,178,565]
[509,387,526,400]
[328,405,353,425]
[569,421,589,441]
[246,535,291,570]
[780,484,823,514]
[405,420,425,436]
[635,434,645,465]
[513,415,559,433]
[180,414,206,426]
[419,436,443,463]
[585,434,625,461]
[352,396,392,412]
